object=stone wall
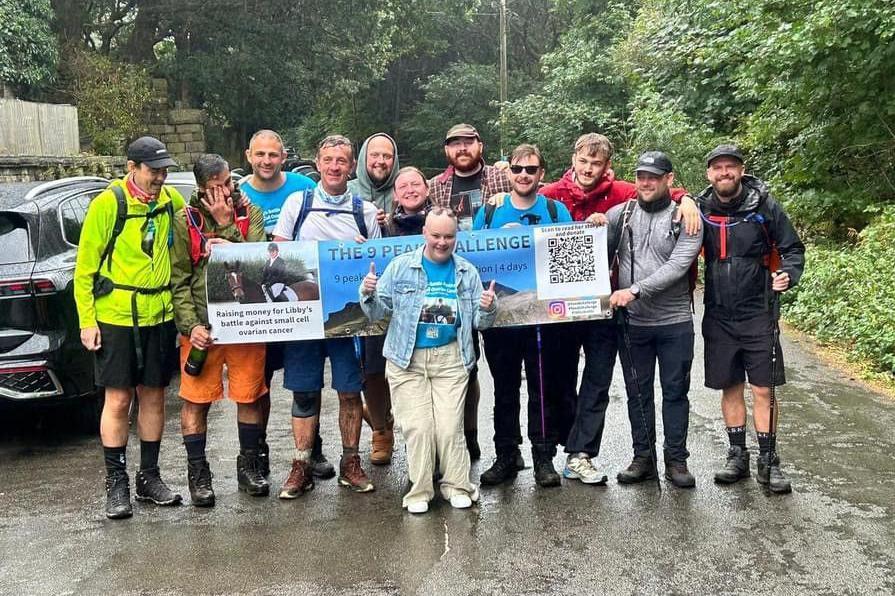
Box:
[145,79,207,170]
[0,155,126,183]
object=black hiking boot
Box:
[187,459,215,507]
[756,453,792,494]
[714,446,750,484]
[135,467,182,506]
[237,449,270,496]
[480,451,521,486]
[532,449,561,488]
[104,471,133,520]
[664,456,696,489]
[616,455,659,484]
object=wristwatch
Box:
[630,284,641,300]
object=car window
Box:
[58,191,101,245]
[0,212,32,264]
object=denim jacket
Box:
[360,246,497,370]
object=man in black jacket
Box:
[697,144,805,494]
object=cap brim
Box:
[634,166,669,175]
[143,156,178,168]
[444,134,479,144]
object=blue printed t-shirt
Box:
[415,256,459,349]
[240,171,316,234]
[472,194,573,230]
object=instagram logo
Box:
[547,301,567,319]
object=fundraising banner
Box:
[205,223,612,344]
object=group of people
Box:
[73,123,804,520]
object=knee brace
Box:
[292,391,321,418]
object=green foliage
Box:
[58,45,152,155]
[0,0,57,89]
[787,207,895,376]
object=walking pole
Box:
[536,325,547,442]
[768,271,783,457]
[617,307,661,491]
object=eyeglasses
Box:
[509,165,540,175]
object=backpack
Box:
[482,195,559,229]
[184,205,251,266]
[291,190,368,240]
[703,209,781,272]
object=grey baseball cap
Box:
[705,143,744,166]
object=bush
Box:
[57,45,153,155]
[786,208,895,376]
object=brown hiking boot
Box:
[278,459,314,500]
[370,429,394,465]
[338,454,375,493]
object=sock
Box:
[258,431,268,449]
[103,445,127,476]
[237,422,262,452]
[341,446,358,463]
[294,448,312,462]
[183,433,207,465]
[312,427,323,458]
[139,440,160,470]
[756,432,776,456]
[726,426,747,449]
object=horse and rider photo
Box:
[206,242,320,305]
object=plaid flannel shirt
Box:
[427,164,513,208]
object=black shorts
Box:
[363,334,387,376]
[264,341,285,386]
[94,321,178,389]
[702,313,785,390]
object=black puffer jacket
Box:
[697,175,805,320]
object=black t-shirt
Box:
[450,170,484,230]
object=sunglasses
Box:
[509,165,541,175]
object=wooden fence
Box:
[0,99,79,156]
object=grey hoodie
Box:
[348,133,400,213]
[607,197,702,326]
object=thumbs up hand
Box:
[480,280,497,310]
[362,261,378,296]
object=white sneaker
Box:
[449,493,473,509]
[406,500,429,514]
[563,453,608,485]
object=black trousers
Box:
[482,325,565,456]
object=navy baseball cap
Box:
[634,151,673,175]
[127,136,178,168]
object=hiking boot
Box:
[104,471,133,519]
[664,457,696,489]
[480,451,520,486]
[370,429,394,465]
[339,454,375,493]
[533,455,562,488]
[237,449,270,497]
[257,439,270,477]
[465,429,481,461]
[616,456,659,484]
[310,450,336,479]
[279,459,314,499]
[187,460,215,507]
[135,467,182,506]
[714,446,750,484]
[563,453,608,485]
[756,453,792,494]
[513,451,526,471]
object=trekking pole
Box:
[536,325,547,442]
[768,271,783,456]
[617,308,661,491]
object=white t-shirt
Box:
[273,190,382,242]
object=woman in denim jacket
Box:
[360,207,497,513]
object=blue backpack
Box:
[291,190,368,240]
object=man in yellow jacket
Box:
[74,136,186,519]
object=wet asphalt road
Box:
[1,310,894,595]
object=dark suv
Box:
[0,177,110,424]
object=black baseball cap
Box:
[634,151,673,175]
[126,136,178,168]
[706,143,744,166]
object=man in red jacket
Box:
[540,133,699,485]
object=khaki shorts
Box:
[178,338,267,404]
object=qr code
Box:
[547,235,596,284]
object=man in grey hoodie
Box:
[605,151,702,489]
[348,133,401,465]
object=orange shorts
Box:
[178,338,267,404]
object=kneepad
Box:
[291,391,321,418]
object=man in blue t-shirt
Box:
[473,144,574,489]
[237,129,332,481]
